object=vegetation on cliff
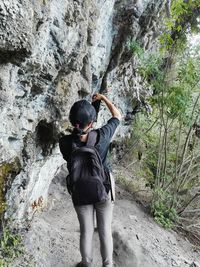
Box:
[123,0,200,242]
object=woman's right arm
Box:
[92,93,122,120]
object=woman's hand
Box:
[92,93,122,120]
[92,93,105,102]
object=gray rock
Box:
[0,0,166,223]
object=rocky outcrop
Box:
[0,0,166,224]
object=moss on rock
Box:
[0,158,21,214]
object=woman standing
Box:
[59,93,122,267]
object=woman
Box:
[59,93,122,267]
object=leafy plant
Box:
[137,52,165,89]
[126,22,200,232]
[0,225,24,266]
[129,40,144,56]
[152,188,179,228]
[159,0,200,52]
[0,159,21,215]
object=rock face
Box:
[0,0,166,223]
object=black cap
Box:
[69,100,97,129]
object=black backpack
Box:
[66,130,108,205]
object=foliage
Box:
[127,25,200,231]
[152,188,178,229]
[0,159,22,266]
[129,40,144,56]
[159,0,200,52]
[129,40,164,84]
[0,225,24,266]
[0,159,21,215]
[147,48,199,227]
[137,53,164,82]
[130,113,159,184]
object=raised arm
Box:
[92,93,122,121]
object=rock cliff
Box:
[0,0,166,223]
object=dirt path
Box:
[14,169,200,267]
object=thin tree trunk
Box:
[162,116,169,186]
[178,193,200,215]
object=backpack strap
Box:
[86,130,98,147]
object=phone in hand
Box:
[92,100,101,121]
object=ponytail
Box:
[72,127,86,137]
[72,124,89,141]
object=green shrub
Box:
[0,158,21,215]
[126,11,200,232]
[137,52,164,82]
[0,226,24,266]
[129,40,144,56]
[151,189,179,229]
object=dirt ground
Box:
[13,167,200,267]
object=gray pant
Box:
[75,197,114,267]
